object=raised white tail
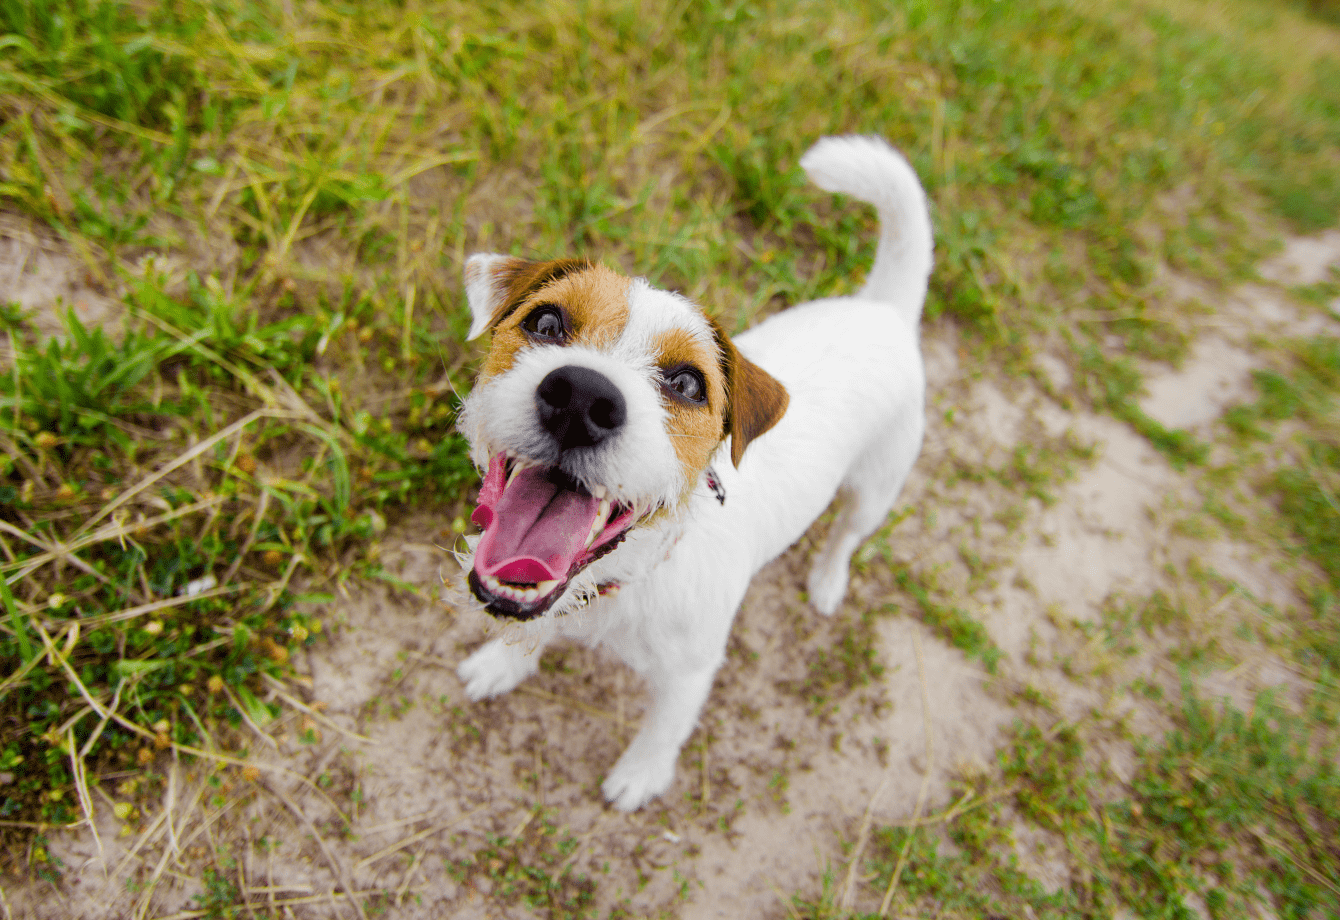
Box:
[799,136,934,326]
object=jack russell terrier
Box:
[454,136,933,810]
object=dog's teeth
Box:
[585,498,612,549]
[506,457,530,487]
[536,579,560,595]
[592,484,606,500]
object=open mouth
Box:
[468,453,639,620]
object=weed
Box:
[848,688,1340,920]
[1078,346,1208,468]
[191,865,241,920]
[446,810,597,918]
[893,572,1003,673]
[991,430,1096,505]
[781,610,887,719]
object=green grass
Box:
[1,0,1339,912]
[893,572,1003,673]
[793,693,1339,920]
[445,810,597,919]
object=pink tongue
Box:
[472,456,601,583]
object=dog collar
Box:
[705,466,726,505]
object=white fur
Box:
[463,253,514,341]
[456,136,933,811]
[456,336,684,510]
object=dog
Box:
[454,136,932,811]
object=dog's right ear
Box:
[463,254,592,340]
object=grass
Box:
[792,692,1339,920]
[0,0,1338,914]
[445,809,597,919]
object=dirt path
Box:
[6,231,1339,919]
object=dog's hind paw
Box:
[602,749,676,812]
[806,562,849,616]
[457,639,537,700]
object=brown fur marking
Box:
[478,260,631,380]
[710,318,790,467]
[654,327,728,482]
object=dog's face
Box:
[456,254,788,621]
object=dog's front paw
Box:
[602,746,677,812]
[457,639,536,701]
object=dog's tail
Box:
[800,135,933,325]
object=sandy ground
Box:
[3,224,1339,919]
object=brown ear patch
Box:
[477,257,594,337]
[711,318,789,467]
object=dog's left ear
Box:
[712,320,789,467]
[463,253,592,340]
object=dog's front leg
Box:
[457,636,548,700]
[602,663,717,811]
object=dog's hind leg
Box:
[807,427,922,615]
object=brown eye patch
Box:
[653,327,720,409]
[652,326,728,483]
[479,265,631,379]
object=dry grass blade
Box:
[73,407,299,540]
[222,487,270,586]
[839,775,889,912]
[74,584,242,630]
[0,518,116,590]
[516,684,623,723]
[883,785,1017,829]
[260,675,373,744]
[0,496,228,587]
[352,805,485,871]
[32,620,353,825]
[879,630,935,918]
[150,887,427,920]
[260,780,368,920]
[129,766,215,920]
[1249,827,1340,898]
[66,727,102,865]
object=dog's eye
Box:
[663,367,707,404]
[522,306,566,341]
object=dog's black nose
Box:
[536,365,627,450]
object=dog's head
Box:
[455,254,788,621]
